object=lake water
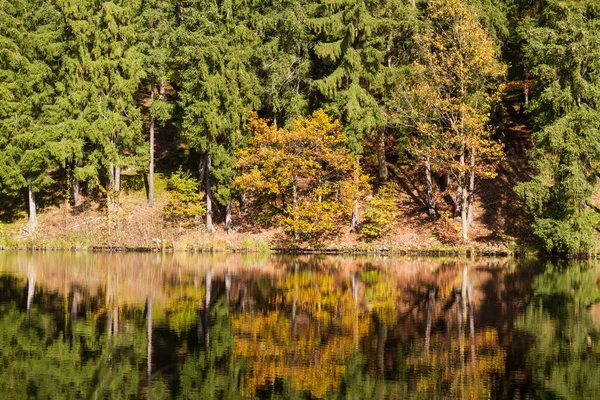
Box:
[1,252,599,399]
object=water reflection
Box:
[1,252,600,398]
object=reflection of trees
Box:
[232,269,373,398]
[0,287,147,398]
[517,261,600,399]
[2,252,569,399]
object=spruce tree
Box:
[176,0,261,232]
[54,0,146,198]
[516,0,600,253]
[138,0,177,207]
[307,0,391,230]
[0,0,64,231]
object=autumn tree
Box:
[235,111,368,240]
[407,0,505,240]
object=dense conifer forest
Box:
[0,0,599,255]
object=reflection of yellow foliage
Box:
[233,311,369,398]
[408,327,505,398]
[233,273,373,398]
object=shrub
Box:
[163,170,205,229]
[361,182,400,239]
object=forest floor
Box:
[0,155,536,256]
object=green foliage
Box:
[516,0,600,254]
[361,182,400,239]
[163,170,205,227]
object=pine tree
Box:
[176,0,261,232]
[0,0,64,231]
[516,0,600,254]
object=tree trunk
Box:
[377,128,388,182]
[71,176,81,206]
[109,162,115,188]
[198,154,207,191]
[459,146,468,240]
[114,166,121,192]
[425,157,436,216]
[205,154,215,233]
[467,148,475,226]
[455,181,463,218]
[225,202,232,233]
[148,79,155,207]
[240,191,247,213]
[27,182,37,232]
[350,158,360,232]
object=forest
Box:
[1,0,599,255]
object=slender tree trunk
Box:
[27,182,37,232]
[71,172,81,206]
[225,202,232,233]
[425,156,436,216]
[148,79,155,207]
[114,166,121,192]
[459,146,468,240]
[467,148,475,226]
[205,153,215,233]
[198,154,207,190]
[377,128,388,182]
[350,157,360,232]
[455,181,463,218]
[240,192,247,213]
[109,162,115,188]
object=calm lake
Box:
[1,252,599,399]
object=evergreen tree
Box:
[138,0,177,207]
[516,0,600,254]
[55,0,146,200]
[0,0,64,231]
[176,0,261,232]
[252,0,313,127]
[307,0,390,229]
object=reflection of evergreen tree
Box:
[176,297,245,400]
[0,297,147,398]
[517,261,600,399]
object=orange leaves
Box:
[235,110,368,239]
